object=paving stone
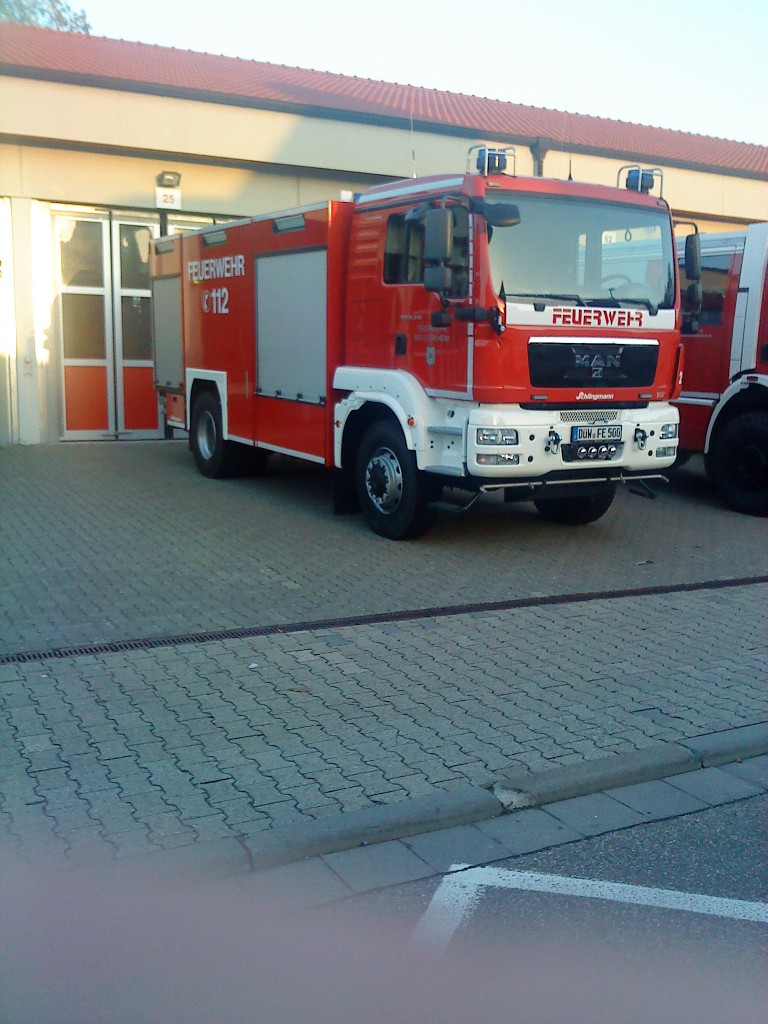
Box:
[720,755,768,788]
[239,858,353,906]
[402,824,509,871]
[476,808,584,853]
[49,805,96,831]
[124,791,177,817]
[542,792,649,837]
[142,812,196,840]
[664,766,764,805]
[322,840,434,892]
[608,779,709,819]
[188,814,237,841]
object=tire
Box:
[533,483,616,525]
[355,421,437,539]
[709,411,768,516]
[190,391,242,478]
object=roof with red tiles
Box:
[2,22,767,179]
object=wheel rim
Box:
[364,446,403,514]
[196,409,217,461]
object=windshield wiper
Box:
[581,292,661,316]
[505,292,587,308]
[611,296,659,315]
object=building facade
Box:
[1,23,766,444]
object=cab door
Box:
[383,203,473,397]
[677,241,742,450]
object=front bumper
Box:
[465,405,679,479]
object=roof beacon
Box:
[468,144,516,177]
[619,164,664,196]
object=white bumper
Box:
[464,404,680,479]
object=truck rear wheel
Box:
[190,392,242,478]
[710,411,768,516]
[355,421,436,540]
[533,483,616,525]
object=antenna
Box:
[560,110,572,180]
[410,92,417,178]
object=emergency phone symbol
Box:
[202,287,229,314]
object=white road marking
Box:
[410,866,768,955]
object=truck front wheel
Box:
[533,483,616,525]
[710,411,768,516]
[190,392,242,478]
[355,422,436,539]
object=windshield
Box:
[486,191,676,312]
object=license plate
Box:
[571,425,622,442]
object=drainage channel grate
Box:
[3,575,766,666]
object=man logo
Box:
[574,350,621,379]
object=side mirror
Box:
[684,232,701,281]
[483,202,521,228]
[682,281,702,335]
[686,280,702,310]
[424,265,454,294]
[424,208,453,264]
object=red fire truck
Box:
[151,147,693,539]
[676,222,768,516]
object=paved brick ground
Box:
[1,442,766,863]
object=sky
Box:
[78,0,768,146]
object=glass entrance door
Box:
[114,219,162,437]
[57,213,162,439]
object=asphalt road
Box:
[331,795,768,1024]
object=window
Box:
[384,214,424,284]
[679,251,732,327]
[487,192,675,311]
[60,219,104,288]
[384,206,469,297]
[119,225,151,291]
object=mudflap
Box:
[333,465,359,515]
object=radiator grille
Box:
[559,410,619,423]
[529,341,658,389]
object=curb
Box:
[241,787,502,872]
[238,721,768,872]
[121,722,768,881]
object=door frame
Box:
[55,208,163,440]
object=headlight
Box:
[477,427,519,446]
[476,453,520,465]
[660,423,678,440]
[654,445,677,458]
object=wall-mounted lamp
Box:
[156,171,182,188]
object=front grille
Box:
[558,410,619,423]
[529,341,658,389]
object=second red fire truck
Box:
[152,147,695,539]
[676,221,768,516]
